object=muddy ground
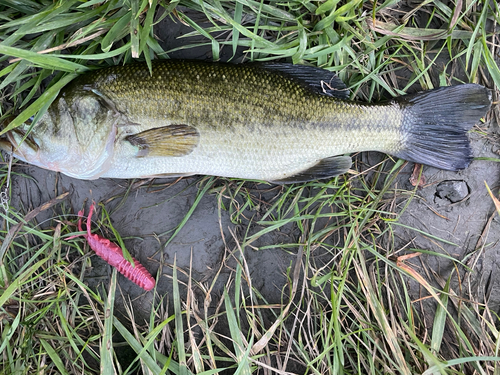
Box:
[391,129,500,318]
[4,9,500,368]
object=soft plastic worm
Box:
[69,202,155,291]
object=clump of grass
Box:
[3,158,499,373]
[1,0,500,374]
[0,194,102,373]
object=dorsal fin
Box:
[259,63,350,100]
[126,125,199,157]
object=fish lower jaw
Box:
[14,153,111,180]
[58,164,111,180]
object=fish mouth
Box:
[0,137,14,154]
[0,117,40,161]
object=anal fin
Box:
[126,125,200,157]
[271,155,352,184]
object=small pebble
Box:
[435,180,469,203]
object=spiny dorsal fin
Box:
[260,63,350,100]
[126,125,199,157]
[271,155,352,184]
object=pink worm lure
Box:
[69,202,156,291]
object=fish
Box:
[0,60,491,183]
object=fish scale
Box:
[0,60,491,183]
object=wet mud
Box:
[391,128,500,317]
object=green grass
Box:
[1,0,500,374]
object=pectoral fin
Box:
[126,125,200,157]
[271,155,352,184]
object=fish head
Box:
[1,89,119,180]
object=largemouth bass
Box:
[0,60,491,183]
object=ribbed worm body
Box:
[70,202,156,291]
[114,257,156,291]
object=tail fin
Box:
[394,84,491,171]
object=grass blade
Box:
[0,45,88,72]
[173,255,189,375]
[40,339,70,375]
[0,73,77,136]
[101,269,118,374]
[224,289,251,375]
[430,275,450,355]
[113,319,163,373]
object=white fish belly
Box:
[100,119,401,180]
